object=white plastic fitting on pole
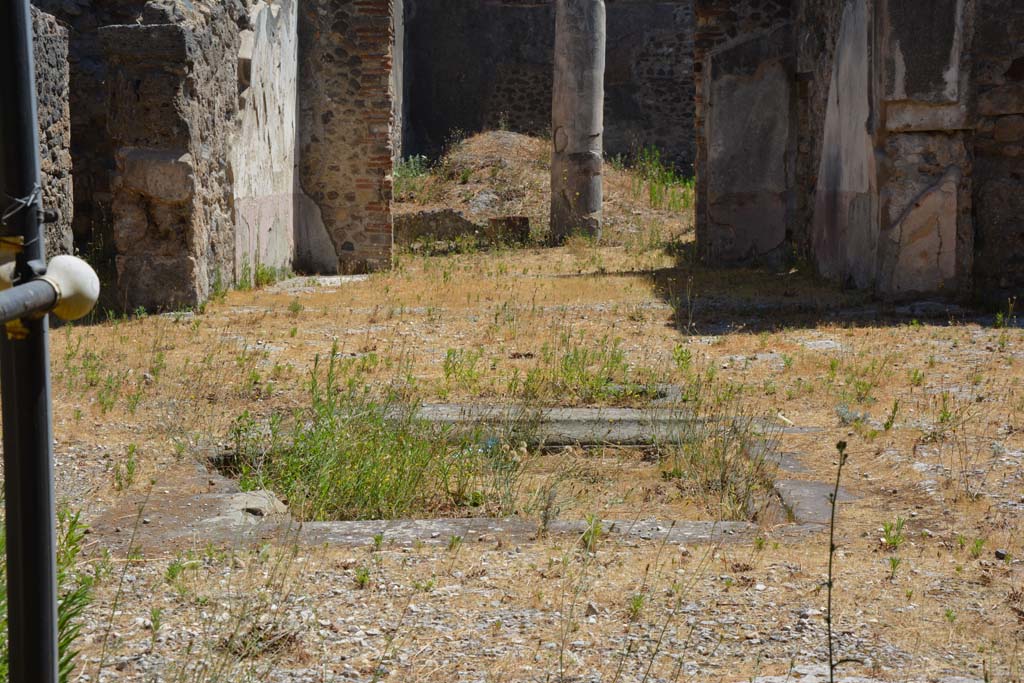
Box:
[39,255,100,321]
[0,255,100,321]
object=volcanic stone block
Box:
[486,216,531,246]
[393,209,480,246]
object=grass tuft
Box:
[231,347,529,521]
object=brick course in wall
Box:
[298,0,396,274]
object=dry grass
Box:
[37,133,1024,681]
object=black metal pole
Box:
[0,281,58,326]
[0,0,60,681]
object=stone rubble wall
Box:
[30,0,153,280]
[100,2,244,310]
[404,0,696,171]
[297,0,396,274]
[31,6,74,258]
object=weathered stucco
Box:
[698,0,1019,301]
[885,166,961,295]
[230,0,299,281]
[702,23,795,265]
[810,0,877,288]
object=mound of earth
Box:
[393,130,692,248]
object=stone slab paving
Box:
[270,274,369,293]
[301,516,755,547]
[416,403,847,527]
[774,480,856,526]
[96,403,848,555]
[750,665,980,683]
[415,403,821,446]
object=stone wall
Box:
[31,0,310,309]
[804,0,876,288]
[391,0,407,164]
[792,0,844,260]
[697,0,1024,301]
[972,0,1024,305]
[30,0,152,272]
[404,0,696,170]
[873,0,974,297]
[100,3,243,310]
[693,0,795,265]
[32,6,73,258]
[799,0,976,297]
[230,0,300,281]
[297,0,396,274]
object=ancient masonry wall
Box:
[30,0,312,309]
[31,6,73,258]
[972,0,1024,304]
[792,0,844,262]
[873,0,974,297]
[391,0,407,166]
[804,0,878,289]
[297,0,396,274]
[30,0,152,277]
[231,0,300,281]
[404,0,696,170]
[696,0,1024,301]
[99,4,243,310]
[693,0,795,265]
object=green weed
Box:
[0,509,94,683]
[232,348,527,520]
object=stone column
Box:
[550,0,605,243]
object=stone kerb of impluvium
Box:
[550,0,606,243]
